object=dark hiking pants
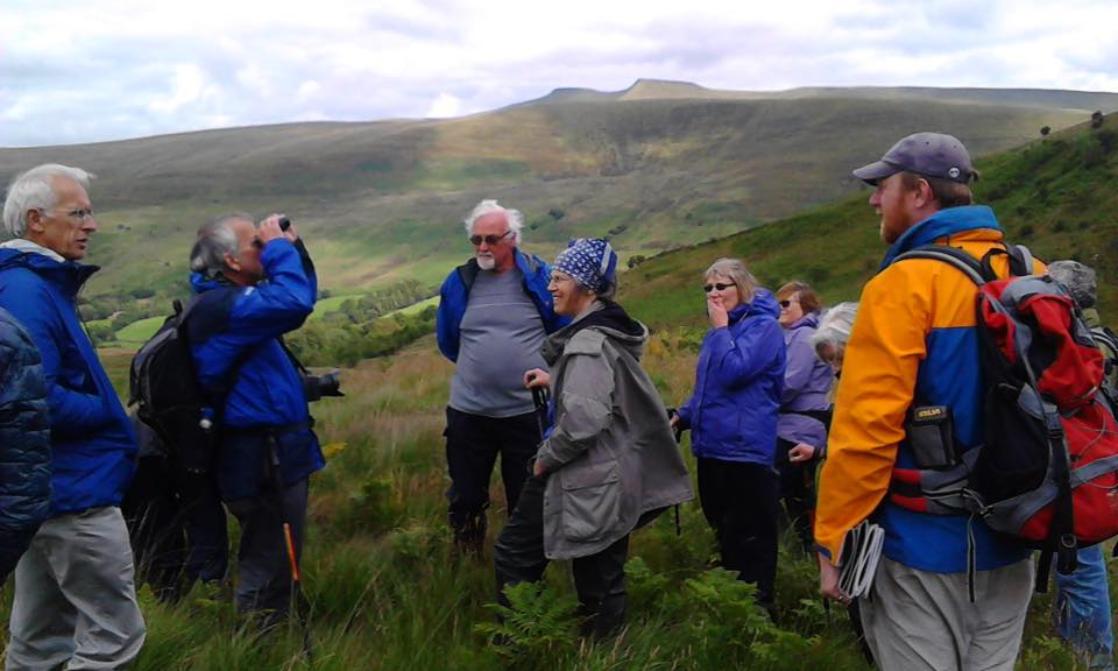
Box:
[697,457,779,608]
[445,407,541,545]
[225,477,308,623]
[493,474,630,638]
[776,438,818,554]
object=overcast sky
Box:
[2,0,1116,147]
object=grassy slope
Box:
[620,116,1118,326]
[4,105,1117,671]
[12,119,1108,670]
[0,87,1102,305]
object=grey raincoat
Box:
[535,301,693,560]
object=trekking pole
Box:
[266,436,314,661]
[531,385,551,443]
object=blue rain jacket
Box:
[0,249,137,517]
[187,239,324,501]
[678,290,786,465]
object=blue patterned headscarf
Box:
[554,238,618,294]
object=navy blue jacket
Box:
[188,239,324,501]
[0,307,50,580]
[678,290,787,465]
[436,249,568,362]
[0,249,137,517]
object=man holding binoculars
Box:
[186,212,325,623]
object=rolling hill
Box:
[616,114,1118,330]
[0,81,1114,307]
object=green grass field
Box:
[115,316,165,345]
[3,103,1117,671]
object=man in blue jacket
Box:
[436,199,567,554]
[0,307,50,584]
[0,164,146,669]
[187,212,323,622]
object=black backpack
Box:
[129,297,250,474]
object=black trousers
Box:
[776,438,818,553]
[696,457,779,606]
[494,474,630,638]
[225,478,308,621]
[445,407,541,540]
[122,455,229,602]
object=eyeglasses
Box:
[703,283,735,293]
[469,230,512,246]
[779,299,799,308]
[41,207,95,222]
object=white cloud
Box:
[0,0,1115,146]
[426,93,462,118]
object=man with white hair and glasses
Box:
[436,199,568,554]
[0,164,146,669]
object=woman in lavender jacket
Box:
[774,281,833,553]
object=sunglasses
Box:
[469,230,512,246]
[779,299,799,308]
[703,282,735,293]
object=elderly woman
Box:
[495,238,692,639]
[774,281,834,553]
[810,302,858,382]
[672,258,786,611]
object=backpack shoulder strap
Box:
[1013,244,1036,275]
[892,245,987,286]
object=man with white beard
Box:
[436,200,567,555]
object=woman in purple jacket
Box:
[774,281,833,554]
[672,258,786,612]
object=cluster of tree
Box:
[288,306,437,367]
[318,280,432,325]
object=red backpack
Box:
[889,244,1118,592]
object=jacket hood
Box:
[542,300,647,364]
[0,248,99,295]
[786,311,820,331]
[734,288,781,323]
[190,271,233,293]
[881,204,1002,268]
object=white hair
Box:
[2,164,94,238]
[190,213,252,277]
[811,302,859,352]
[462,199,523,244]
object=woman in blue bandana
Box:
[493,238,693,639]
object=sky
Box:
[2,0,1117,147]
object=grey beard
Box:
[476,254,495,270]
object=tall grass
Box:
[3,335,1107,670]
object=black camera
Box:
[278,216,291,232]
[303,369,343,402]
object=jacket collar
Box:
[880,205,1002,269]
[0,247,99,296]
[0,238,65,262]
[729,288,781,325]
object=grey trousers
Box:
[225,478,308,620]
[5,507,146,671]
[860,557,1034,671]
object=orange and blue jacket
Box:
[816,204,1037,573]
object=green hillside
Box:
[1,84,1109,311]
[618,115,1118,328]
[13,112,1116,671]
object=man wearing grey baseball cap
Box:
[814,132,1037,670]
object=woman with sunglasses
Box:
[495,238,692,640]
[671,258,786,615]
[774,281,834,554]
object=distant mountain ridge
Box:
[0,81,1111,305]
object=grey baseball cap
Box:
[853,132,978,185]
